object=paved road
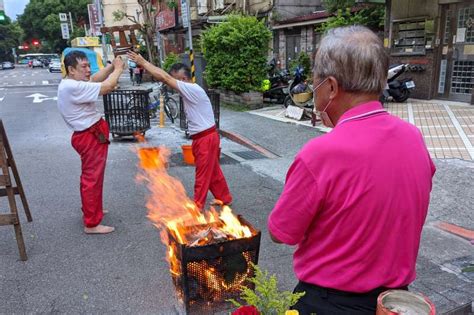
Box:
[0,65,62,87]
[0,73,473,314]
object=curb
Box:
[435,221,474,241]
[219,129,279,159]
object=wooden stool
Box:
[100,24,141,56]
[0,120,32,261]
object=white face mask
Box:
[318,100,334,128]
[312,78,335,128]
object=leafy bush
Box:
[162,52,181,72]
[318,6,385,33]
[229,264,305,315]
[201,15,272,93]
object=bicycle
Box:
[126,82,178,124]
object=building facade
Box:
[388,0,474,104]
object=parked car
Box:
[48,59,62,73]
[1,61,15,70]
[32,59,44,68]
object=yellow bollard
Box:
[159,94,165,128]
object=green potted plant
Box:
[229,264,305,315]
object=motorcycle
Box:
[381,64,416,103]
[263,59,290,104]
[283,66,314,119]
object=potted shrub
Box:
[201,15,272,109]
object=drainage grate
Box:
[231,150,267,160]
[168,153,239,167]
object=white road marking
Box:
[42,80,48,85]
[0,95,5,102]
[444,104,474,159]
[26,93,57,103]
[407,102,415,124]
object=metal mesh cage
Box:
[103,89,151,137]
[168,217,261,314]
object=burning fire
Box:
[136,145,255,297]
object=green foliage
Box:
[323,0,355,13]
[318,5,384,33]
[229,264,305,315]
[112,10,127,22]
[162,52,181,72]
[17,0,90,52]
[0,18,23,61]
[201,15,272,94]
[289,52,312,81]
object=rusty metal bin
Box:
[103,89,151,138]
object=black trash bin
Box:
[103,89,151,138]
[179,90,220,133]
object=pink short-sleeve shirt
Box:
[268,101,435,293]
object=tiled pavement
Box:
[387,100,474,161]
[249,99,474,161]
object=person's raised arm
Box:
[127,51,179,91]
[91,63,114,82]
[99,57,125,95]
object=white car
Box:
[48,59,62,73]
[32,59,43,68]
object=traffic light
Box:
[32,39,40,46]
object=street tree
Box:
[0,15,23,61]
[17,0,89,53]
[112,0,159,63]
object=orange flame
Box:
[136,144,255,297]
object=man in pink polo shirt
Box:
[268,26,436,314]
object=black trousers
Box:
[291,281,408,315]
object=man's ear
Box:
[328,76,338,98]
[67,65,75,75]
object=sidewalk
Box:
[249,99,474,161]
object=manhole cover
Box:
[231,151,266,160]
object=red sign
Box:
[88,4,101,36]
[156,8,176,31]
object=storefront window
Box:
[457,7,474,43]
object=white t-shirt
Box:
[57,79,102,131]
[177,81,215,135]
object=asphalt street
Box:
[0,67,473,314]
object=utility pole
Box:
[183,0,195,82]
[68,12,74,33]
[96,0,108,63]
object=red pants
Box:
[192,128,232,209]
[71,119,109,228]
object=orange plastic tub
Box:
[181,144,195,165]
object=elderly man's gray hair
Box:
[313,25,388,94]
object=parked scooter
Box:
[283,66,314,117]
[381,64,416,103]
[263,59,290,103]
